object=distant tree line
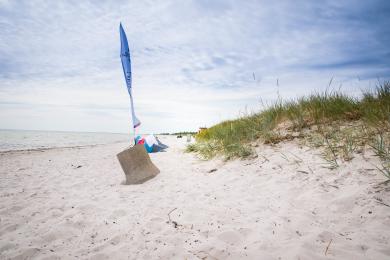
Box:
[159,131,197,136]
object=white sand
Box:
[0,136,389,259]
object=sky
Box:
[0,0,389,134]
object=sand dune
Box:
[0,136,389,259]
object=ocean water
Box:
[0,130,131,152]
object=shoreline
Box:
[0,141,130,155]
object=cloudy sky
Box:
[0,0,389,134]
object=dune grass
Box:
[187,82,390,172]
[371,134,390,179]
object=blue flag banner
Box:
[120,23,141,129]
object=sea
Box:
[0,129,131,152]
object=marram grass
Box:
[187,82,390,170]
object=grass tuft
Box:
[370,133,390,179]
[188,82,390,162]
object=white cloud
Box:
[0,0,389,133]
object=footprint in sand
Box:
[0,224,19,236]
[12,247,41,259]
[41,230,59,243]
[89,253,111,260]
[318,230,334,242]
[0,205,24,215]
[110,209,127,218]
[144,217,165,231]
[217,230,242,245]
[48,207,64,217]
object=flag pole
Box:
[129,89,139,146]
[129,91,136,146]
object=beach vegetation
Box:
[187,81,390,165]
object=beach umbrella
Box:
[120,23,141,134]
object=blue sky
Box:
[0,0,389,133]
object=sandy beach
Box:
[0,136,389,259]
